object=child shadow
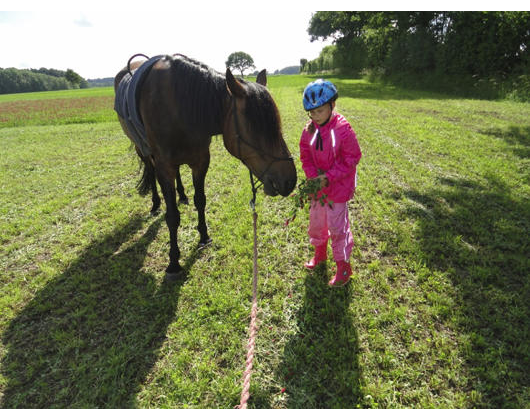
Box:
[276,263,363,408]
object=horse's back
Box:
[113,59,148,92]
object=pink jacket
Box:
[299,113,362,203]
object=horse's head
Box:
[223,69,297,197]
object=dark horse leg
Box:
[141,159,187,214]
[191,150,212,248]
[157,168,182,276]
[176,166,189,205]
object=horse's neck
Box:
[212,93,232,136]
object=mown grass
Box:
[0,88,115,128]
[0,79,528,408]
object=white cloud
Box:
[73,14,92,27]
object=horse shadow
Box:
[1,215,199,408]
[273,265,363,408]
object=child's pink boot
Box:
[328,260,352,287]
[304,245,327,269]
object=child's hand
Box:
[285,174,332,227]
[315,174,329,189]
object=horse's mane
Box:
[169,54,283,148]
[169,54,228,135]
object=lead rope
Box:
[237,173,260,409]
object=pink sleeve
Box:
[299,130,319,179]
[325,122,362,183]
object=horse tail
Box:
[137,156,156,197]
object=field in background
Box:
[1,77,529,408]
[0,88,115,128]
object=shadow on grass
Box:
[397,175,529,407]
[330,74,511,101]
[479,125,530,161]
[1,215,200,408]
[276,264,363,408]
[294,78,441,101]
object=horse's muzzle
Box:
[264,174,297,197]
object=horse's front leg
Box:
[192,151,211,248]
[158,170,182,276]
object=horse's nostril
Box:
[287,178,296,192]
[270,178,295,197]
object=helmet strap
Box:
[320,103,334,126]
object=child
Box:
[299,79,362,287]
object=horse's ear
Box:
[256,69,267,87]
[226,68,246,97]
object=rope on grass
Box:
[237,209,259,409]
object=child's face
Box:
[308,102,334,126]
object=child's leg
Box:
[326,202,354,262]
[308,200,330,248]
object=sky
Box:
[0,3,338,79]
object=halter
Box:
[230,96,293,208]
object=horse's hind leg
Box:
[148,166,161,215]
[191,151,212,248]
[150,182,161,215]
[157,169,182,276]
[135,150,161,215]
[176,166,189,205]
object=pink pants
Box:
[308,201,354,262]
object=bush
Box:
[361,70,530,102]
[505,74,530,102]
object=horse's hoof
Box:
[165,264,184,280]
[198,238,212,249]
[178,197,189,206]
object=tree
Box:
[225,52,255,77]
[0,67,79,94]
[307,11,530,77]
[64,69,88,88]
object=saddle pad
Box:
[114,55,164,157]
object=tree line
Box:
[301,12,529,78]
[0,67,88,94]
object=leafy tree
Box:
[65,69,88,88]
[0,68,76,94]
[440,11,530,76]
[225,52,255,77]
[306,11,529,78]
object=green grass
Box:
[0,77,529,408]
[0,87,115,128]
[0,87,115,103]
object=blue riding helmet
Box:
[303,79,338,111]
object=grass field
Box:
[0,76,529,408]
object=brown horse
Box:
[114,54,297,277]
